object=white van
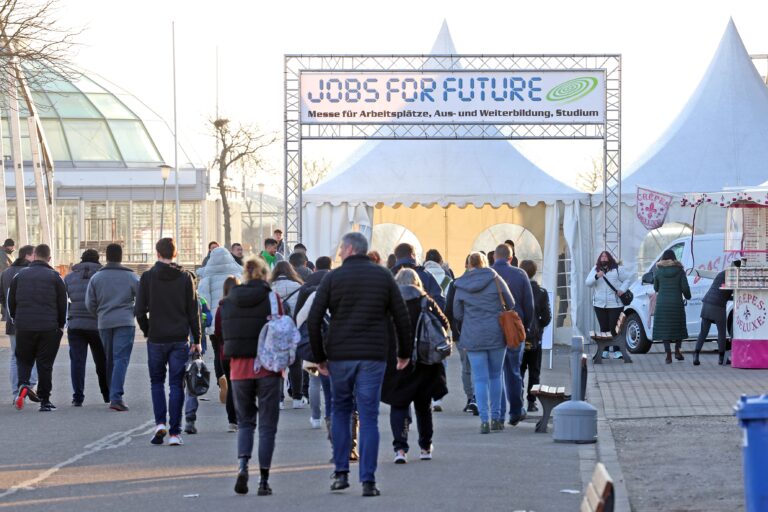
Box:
[623,233,737,353]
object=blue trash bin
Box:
[735,395,768,512]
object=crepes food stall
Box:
[683,186,768,369]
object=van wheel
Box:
[624,312,652,354]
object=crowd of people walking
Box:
[0,226,733,497]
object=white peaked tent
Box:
[606,19,768,273]
[302,22,593,339]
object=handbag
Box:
[602,274,633,307]
[494,278,526,349]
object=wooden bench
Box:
[581,462,614,512]
[530,385,568,433]
[590,313,633,364]
[532,355,590,434]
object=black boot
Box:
[718,352,725,365]
[693,351,700,366]
[665,351,672,364]
[234,457,249,495]
[331,471,350,491]
[257,468,272,496]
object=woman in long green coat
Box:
[653,249,692,363]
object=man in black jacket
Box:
[9,244,67,411]
[0,244,35,402]
[308,233,411,497]
[518,260,551,413]
[135,238,201,446]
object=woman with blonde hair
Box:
[453,252,514,434]
[382,268,449,463]
[220,256,284,496]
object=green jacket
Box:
[652,260,691,341]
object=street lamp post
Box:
[258,183,265,251]
[159,165,172,238]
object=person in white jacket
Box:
[585,251,634,359]
[197,247,243,399]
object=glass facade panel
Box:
[47,92,100,118]
[87,94,136,120]
[131,201,155,260]
[70,75,106,94]
[37,72,79,93]
[108,120,161,162]
[56,201,80,265]
[32,92,57,118]
[62,119,121,161]
[40,119,71,161]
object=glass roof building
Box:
[2,69,239,267]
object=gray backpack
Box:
[414,297,452,365]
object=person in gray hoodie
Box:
[453,252,515,434]
[64,249,109,406]
[86,244,140,411]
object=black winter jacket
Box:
[527,281,552,346]
[221,279,273,358]
[135,261,201,344]
[294,269,330,318]
[381,285,449,407]
[308,255,411,363]
[64,261,102,331]
[702,271,732,309]
[0,259,29,335]
[9,260,67,332]
[391,258,446,311]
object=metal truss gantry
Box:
[284,54,622,257]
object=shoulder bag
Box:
[602,272,633,307]
[494,278,526,349]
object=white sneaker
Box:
[601,350,609,359]
[150,424,167,445]
[227,423,238,432]
[168,434,184,446]
[310,417,323,429]
[613,351,624,359]
[292,397,307,409]
[394,451,407,464]
[420,448,433,461]
[279,401,285,410]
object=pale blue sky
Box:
[59,0,768,189]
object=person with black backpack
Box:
[269,261,304,409]
[518,260,551,413]
[382,268,449,464]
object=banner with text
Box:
[300,70,606,124]
[636,187,674,230]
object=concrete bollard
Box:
[553,336,597,444]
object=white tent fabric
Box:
[623,19,768,194]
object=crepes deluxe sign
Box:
[636,187,673,230]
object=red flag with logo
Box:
[636,187,673,230]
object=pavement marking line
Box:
[0,420,154,500]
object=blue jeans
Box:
[309,373,332,420]
[147,341,188,435]
[9,334,37,397]
[467,348,506,423]
[500,346,525,421]
[68,329,109,403]
[100,326,135,403]
[328,359,386,483]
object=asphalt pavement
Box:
[0,335,585,512]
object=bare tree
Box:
[302,159,331,191]
[575,158,603,193]
[212,118,276,247]
[0,0,81,91]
